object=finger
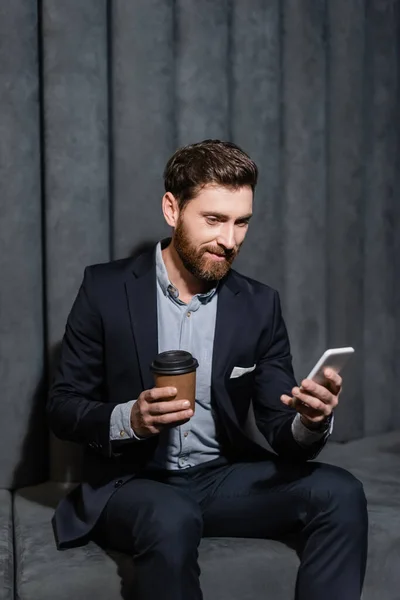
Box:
[153,409,194,426]
[144,387,177,402]
[280,394,292,403]
[292,398,322,419]
[281,394,296,408]
[292,387,332,415]
[281,394,323,419]
[148,399,192,416]
[299,380,333,405]
[323,368,342,395]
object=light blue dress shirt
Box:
[109,241,332,469]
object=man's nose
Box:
[216,224,236,250]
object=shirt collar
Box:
[155,239,218,304]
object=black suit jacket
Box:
[48,243,326,549]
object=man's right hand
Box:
[130,387,193,438]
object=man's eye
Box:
[237,221,249,227]
[206,217,218,225]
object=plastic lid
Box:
[150,350,199,376]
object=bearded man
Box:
[48,139,368,600]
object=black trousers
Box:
[93,455,368,600]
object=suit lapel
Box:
[212,273,266,457]
[211,272,242,424]
[125,248,158,392]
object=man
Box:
[48,139,368,600]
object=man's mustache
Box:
[203,246,237,259]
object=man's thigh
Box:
[199,459,363,539]
[94,477,203,554]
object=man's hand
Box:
[130,387,193,438]
[280,368,342,430]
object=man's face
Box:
[172,185,253,282]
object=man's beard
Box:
[173,218,240,282]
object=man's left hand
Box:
[280,368,342,430]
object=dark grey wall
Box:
[0,0,399,487]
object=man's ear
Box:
[162,192,180,227]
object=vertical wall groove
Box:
[277,0,285,301]
[106,0,114,261]
[362,0,371,438]
[394,0,400,428]
[38,0,50,477]
[171,0,179,152]
[226,0,233,142]
[324,0,331,354]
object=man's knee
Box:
[136,497,203,561]
[311,464,367,529]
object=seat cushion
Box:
[320,430,400,510]
[13,482,298,600]
[321,430,400,599]
[0,489,13,600]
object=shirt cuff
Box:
[291,412,334,447]
[110,400,144,441]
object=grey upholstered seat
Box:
[13,431,400,600]
[0,490,13,600]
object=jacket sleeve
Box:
[252,290,328,461]
[47,267,130,458]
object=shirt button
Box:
[184,432,189,438]
[179,457,187,467]
[120,430,126,438]
[187,312,191,317]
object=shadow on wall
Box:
[11,368,49,491]
[49,241,160,483]
[13,241,160,492]
[128,239,159,260]
[11,340,63,491]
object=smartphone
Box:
[305,347,355,385]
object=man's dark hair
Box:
[163,139,258,210]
